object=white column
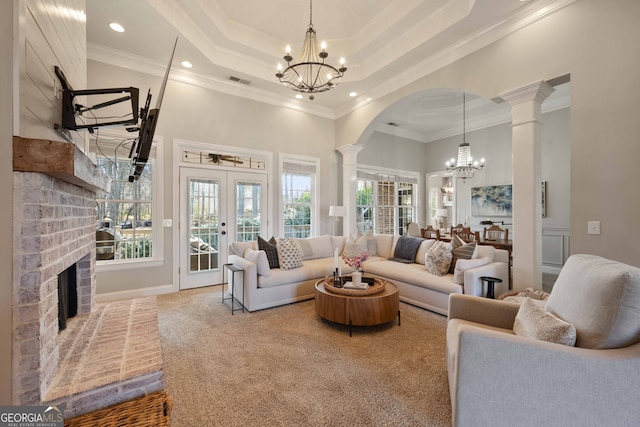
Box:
[337,144,363,236]
[500,81,555,291]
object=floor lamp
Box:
[329,206,344,236]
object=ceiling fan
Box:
[207,153,244,165]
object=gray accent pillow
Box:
[514,298,576,346]
[258,236,279,269]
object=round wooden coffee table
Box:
[315,277,400,336]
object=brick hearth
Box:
[44,298,163,417]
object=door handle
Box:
[221,231,226,235]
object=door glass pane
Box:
[189,178,219,272]
[236,181,261,242]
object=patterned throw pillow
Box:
[342,234,368,259]
[425,241,452,276]
[449,241,477,274]
[276,237,303,270]
[514,298,577,346]
[258,236,279,269]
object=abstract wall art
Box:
[471,185,513,217]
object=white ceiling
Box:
[86,0,570,143]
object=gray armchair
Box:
[446,254,640,427]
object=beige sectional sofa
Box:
[228,234,509,315]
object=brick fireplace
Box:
[12,137,163,417]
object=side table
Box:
[222,263,246,314]
[479,276,502,299]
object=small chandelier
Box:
[275,0,347,100]
[445,93,485,182]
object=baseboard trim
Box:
[542,265,562,275]
[96,284,175,303]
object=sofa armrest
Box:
[228,254,257,290]
[462,260,508,296]
[448,294,519,329]
[452,325,640,426]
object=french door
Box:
[179,167,267,290]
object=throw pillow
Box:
[258,236,279,269]
[415,239,436,265]
[342,234,368,259]
[244,249,271,277]
[449,241,477,274]
[425,241,452,276]
[452,257,491,284]
[276,237,303,270]
[513,298,577,346]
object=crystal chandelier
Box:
[445,93,485,182]
[275,0,347,100]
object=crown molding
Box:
[87,43,336,120]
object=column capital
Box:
[337,144,364,159]
[499,81,555,106]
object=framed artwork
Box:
[471,185,513,217]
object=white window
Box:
[280,156,319,238]
[356,169,418,235]
[91,131,163,265]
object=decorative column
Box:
[500,81,555,291]
[336,144,363,236]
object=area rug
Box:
[157,286,451,426]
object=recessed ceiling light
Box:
[108,22,125,33]
[181,60,193,68]
[349,92,357,97]
[295,94,303,99]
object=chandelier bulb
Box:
[321,40,327,51]
[285,45,291,54]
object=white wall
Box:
[336,0,640,267]
[87,60,340,296]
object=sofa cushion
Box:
[425,241,452,276]
[276,237,303,270]
[452,257,491,284]
[415,239,437,265]
[545,254,640,349]
[244,249,270,277]
[449,241,477,274]
[514,298,576,346]
[364,259,460,294]
[373,234,395,259]
[295,235,334,260]
[258,236,279,269]
[230,241,257,256]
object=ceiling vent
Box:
[228,76,251,85]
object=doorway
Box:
[179,167,267,290]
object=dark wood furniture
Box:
[483,224,509,242]
[421,225,441,240]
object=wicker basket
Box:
[65,391,172,427]
[323,276,386,296]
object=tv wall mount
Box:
[54,66,139,132]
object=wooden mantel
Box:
[13,136,110,193]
